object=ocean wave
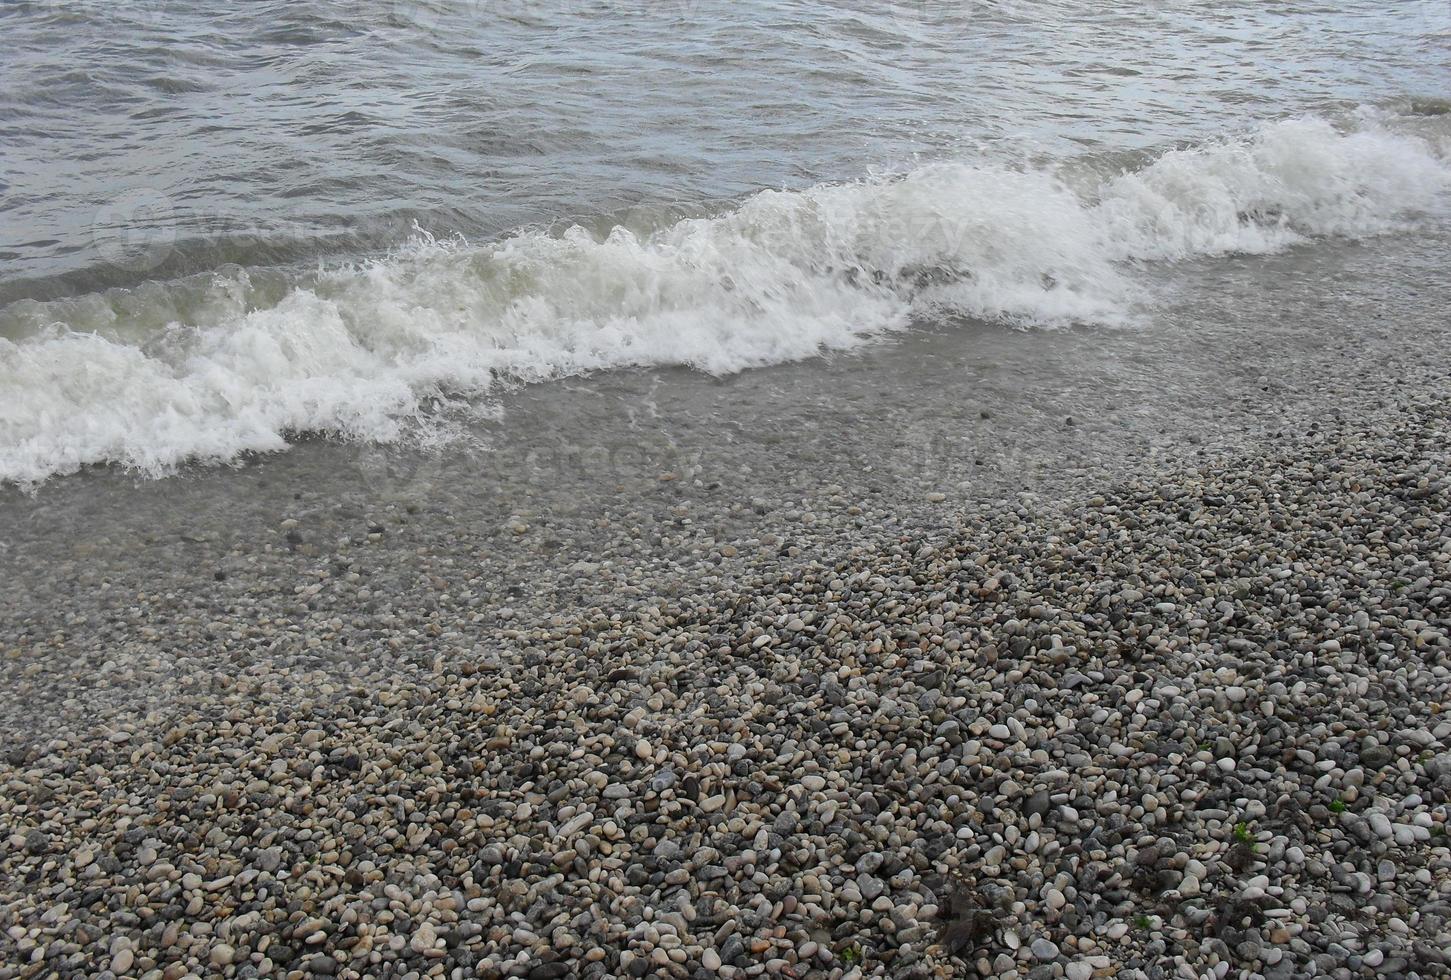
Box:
[2,115,1448,486]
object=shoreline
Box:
[4,232,1451,978]
[5,4,1451,978]
[3,385,1449,978]
[6,228,1451,749]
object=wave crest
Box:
[2,115,1447,486]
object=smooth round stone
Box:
[1031,938,1060,960]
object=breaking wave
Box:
[2,115,1448,486]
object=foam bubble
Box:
[2,115,1447,486]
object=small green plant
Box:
[1233,821,1254,844]
[840,944,864,966]
[1328,799,1347,814]
[1134,914,1153,930]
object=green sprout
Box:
[1329,799,1347,814]
[840,944,864,966]
[1234,821,1254,844]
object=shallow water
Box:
[5,0,1446,293]
[5,221,1448,556]
[1,0,1450,489]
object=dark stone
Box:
[1361,745,1394,769]
[720,935,746,964]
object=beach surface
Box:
[4,241,1451,977]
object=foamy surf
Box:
[2,115,1448,487]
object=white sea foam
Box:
[2,116,1448,486]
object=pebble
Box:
[1031,938,1060,961]
[4,389,1451,980]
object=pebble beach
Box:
[4,378,1450,979]
[5,1,1451,977]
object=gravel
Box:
[3,393,1451,974]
